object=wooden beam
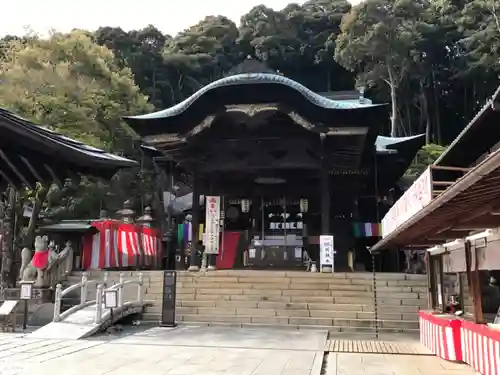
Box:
[0,149,33,188]
[44,164,62,186]
[20,156,45,183]
[431,165,471,172]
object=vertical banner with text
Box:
[204,196,221,254]
[319,235,335,273]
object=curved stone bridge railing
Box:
[52,272,144,325]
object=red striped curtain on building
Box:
[82,220,162,270]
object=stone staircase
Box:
[68,270,427,333]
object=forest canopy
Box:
[0,0,498,220]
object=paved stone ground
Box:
[0,327,480,375]
[325,352,479,375]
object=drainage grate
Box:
[325,340,432,355]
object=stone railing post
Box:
[103,271,109,288]
[118,272,124,307]
[80,272,88,305]
[137,206,154,228]
[95,284,104,324]
[99,209,109,220]
[137,272,143,303]
[64,241,74,275]
[53,284,62,322]
[117,200,135,224]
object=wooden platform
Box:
[325,340,432,355]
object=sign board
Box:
[382,166,433,238]
[319,235,335,272]
[104,290,118,309]
[160,271,177,327]
[19,282,33,300]
[204,196,221,254]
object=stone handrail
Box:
[95,272,143,324]
[53,272,109,322]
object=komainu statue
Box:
[19,236,59,287]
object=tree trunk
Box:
[387,66,398,137]
[431,71,441,143]
[0,187,16,288]
[23,185,48,249]
[419,81,431,144]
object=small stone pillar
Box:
[117,200,135,224]
[137,206,154,228]
[99,209,109,220]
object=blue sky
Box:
[2,0,361,37]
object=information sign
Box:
[160,271,177,327]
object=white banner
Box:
[319,235,334,272]
[382,166,433,238]
[204,196,221,254]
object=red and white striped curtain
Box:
[82,220,162,270]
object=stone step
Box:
[174,313,419,330]
[172,306,418,321]
[71,270,427,284]
[137,313,419,333]
[173,293,426,306]
[175,300,370,310]
[174,287,422,299]
[173,281,427,293]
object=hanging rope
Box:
[372,148,380,339]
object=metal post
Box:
[95,284,103,324]
[371,254,379,339]
[53,284,62,322]
[80,272,88,305]
[137,272,143,303]
[118,272,124,307]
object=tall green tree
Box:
[335,0,432,137]
[0,31,154,248]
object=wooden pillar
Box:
[426,253,436,309]
[320,134,330,235]
[465,240,484,323]
[189,171,200,271]
[319,134,332,272]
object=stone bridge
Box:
[29,272,149,339]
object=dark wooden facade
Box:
[126,69,425,272]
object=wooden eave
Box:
[0,108,137,188]
[371,154,500,252]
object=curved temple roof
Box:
[124,73,385,130]
[0,108,138,188]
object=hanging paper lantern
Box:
[241,199,250,213]
[299,198,308,213]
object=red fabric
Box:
[81,220,162,270]
[216,231,240,269]
[419,311,463,362]
[461,320,500,375]
[32,250,50,269]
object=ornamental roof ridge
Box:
[124,73,386,123]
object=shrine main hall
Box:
[125,64,424,272]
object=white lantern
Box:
[241,199,250,213]
[299,198,308,213]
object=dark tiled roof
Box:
[0,108,138,188]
